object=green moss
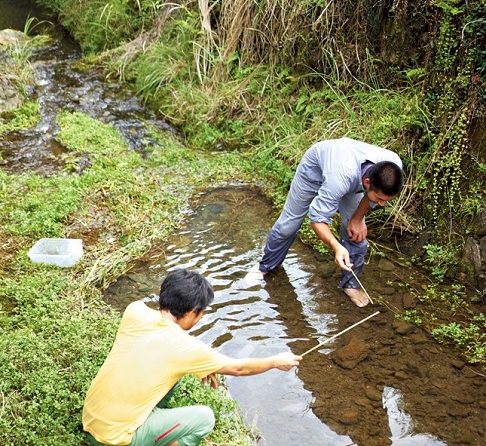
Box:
[0,101,40,135]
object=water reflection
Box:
[383,387,446,446]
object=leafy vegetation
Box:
[432,315,486,364]
[0,101,40,135]
[168,376,254,445]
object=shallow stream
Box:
[0,0,174,175]
[105,187,485,446]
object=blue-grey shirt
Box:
[298,138,403,224]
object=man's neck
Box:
[159,309,178,323]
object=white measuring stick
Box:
[301,311,380,357]
[349,268,374,305]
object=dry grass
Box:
[191,0,416,83]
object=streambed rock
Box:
[337,408,359,425]
[364,384,382,402]
[392,320,416,335]
[332,336,369,369]
[0,74,22,113]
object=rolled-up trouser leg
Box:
[337,192,368,289]
[259,166,319,273]
[338,221,368,289]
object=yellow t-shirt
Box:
[82,301,230,445]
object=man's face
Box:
[366,189,396,207]
[363,178,397,207]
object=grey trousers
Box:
[259,165,367,289]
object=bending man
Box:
[83,268,301,446]
[257,137,403,307]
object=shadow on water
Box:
[0,0,177,175]
[104,186,485,446]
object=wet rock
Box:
[320,263,336,279]
[392,320,416,335]
[380,334,396,345]
[407,364,424,378]
[376,346,391,356]
[409,331,429,344]
[367,424,383,438]
[391,361,406,372]
[377,258,395,272]
[432,365,450,379]
[425,387,441,397]
[374,315,388,326]
[355,397,372,407]
[430,378,447,389]
[332,336,369,369]
[364,385,382,402]
[450,358,465,369]
[462,367,479,378]
[454,431,476,444]
[338,408,359,425]
[394,371,408,380]
[0,29,29,46]
[446,405,471,418]
[451,393,475,404]
[402,293,416,309]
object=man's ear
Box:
[363,177,371,190]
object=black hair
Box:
[365,161,404,196]
[159,268,214,319]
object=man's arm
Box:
[216,352,301,376]
[310,221,352,270]
[347,196,372,243]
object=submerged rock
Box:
[332,336,369,369]
[0,74,22,113]
[392,320,416,335]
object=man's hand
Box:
[272,352,302,371]
[347,218,367,243]
[202,373,219,389]
[334,244,352,271]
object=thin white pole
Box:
[350,269,374,305]
[301,311,380,357]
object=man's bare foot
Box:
[343,288,369,307]
[242,264,266,287]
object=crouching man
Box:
[83,268,301,446]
